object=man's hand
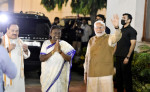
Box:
[22,44,28,52]
[111,14,119,28]
[84,73,87,84]
[123,58,129,64]
[8,43,16,52]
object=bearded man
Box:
[83,15,122,92]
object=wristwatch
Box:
[126,56,130,59]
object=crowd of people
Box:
[0,13,137,92]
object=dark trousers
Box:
[81,42,88,49]
[116,56,133,92]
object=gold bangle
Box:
[51,51,54,55]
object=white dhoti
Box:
[87,75,114,92]
[5,77,25,92]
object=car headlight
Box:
[24,41,41,47]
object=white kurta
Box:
[3,35,30,92]
[84,30,122,92]
[87,75,114,92]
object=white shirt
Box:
[81,24,92,42]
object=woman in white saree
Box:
[40,25,75,92]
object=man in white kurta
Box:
[2,22,30,92]
[84,15,122,92]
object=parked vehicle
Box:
[0,11,51,78]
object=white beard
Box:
[95,31,105,37]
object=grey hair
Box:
[94,20,105,28]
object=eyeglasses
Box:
[95,26,104,29]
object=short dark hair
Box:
[7,20,18,29]
[96,14,106,23]
[123,13,132,23]
[50,25,61,33]
[54,17,59,21]
[49,25,61,39]
[82,18,88,24]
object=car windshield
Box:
[18,18,50,37]
[0,14,50,37]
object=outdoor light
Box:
[0,14,8,23]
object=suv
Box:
[0,11,51,78]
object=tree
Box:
[41,0,68,11]
[41,0,107,26]
[71,0,107,26]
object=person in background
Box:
[52,17,60,26]
[81,19,92,48]
[72,21,84,55]
[96,14,111,34]
[114,13,137,92]
[0,36,17,92]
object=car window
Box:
[0,13,51,38]
[18,19,50,37]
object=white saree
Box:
[2,34,30,92]
[40,40,75,92]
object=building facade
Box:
[106,0,150,42]
[0,0,106,23]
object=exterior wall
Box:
[8,0,14,12]
[14,0,106,23]
[106,0,145,41]
[1,0,106,23]
[14,0,77,23]
[0,0,8,11]
[14,0,106,22]
[134,0,145,41]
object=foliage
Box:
[71,0,107,26]
[132,46,150,92]
[41,0,106,15]
[138,45,150,53]
[70,0,106,16]
[41,0,107,27]
[72,47,87,75]
[41,0,68,11]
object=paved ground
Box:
[25,72,86,92]
[25,72,119,92]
